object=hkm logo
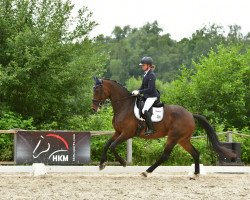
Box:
[33,134,69,162]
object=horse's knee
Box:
[160,152,169,160]
[110,143,116,152]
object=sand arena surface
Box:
[0,173,249,200]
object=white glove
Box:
[132,90,139,95]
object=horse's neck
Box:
[110,91,133,112]
[107,81,134,115]
[111,96,134,115]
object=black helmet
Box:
[139,56,153,66]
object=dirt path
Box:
[0,173,249,200]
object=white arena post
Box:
[126,139,132,164]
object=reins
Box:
[92,94,133,105]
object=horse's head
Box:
[33,136,50,159]
[92,77,110,112]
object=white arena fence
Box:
[0,164,249,175]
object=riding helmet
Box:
[139,57,153,66]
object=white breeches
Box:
[142,97,157,114]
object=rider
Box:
[132,56,160,135]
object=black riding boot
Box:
[143,110,155,135]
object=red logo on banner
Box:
[33,134,69,161]
[15,131,90,164]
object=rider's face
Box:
[141,64,150,71]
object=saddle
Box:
[134,96,164,122]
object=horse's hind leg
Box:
[99,138,114,170]
[179,140,200,175]
[142,139,177,177]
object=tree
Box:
[163,44,249,129]
[103,22,249,84]
[0,0,108,125]
[103,21,179,83]
[109,59,129,83]
[177,24,226,68]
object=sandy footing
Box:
[0,173,249,200]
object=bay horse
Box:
[91,77,236,177]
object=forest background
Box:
[0,0,249,165]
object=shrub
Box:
[162,44,249,129]
[0,110,35,161]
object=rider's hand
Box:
[132,90,139,95]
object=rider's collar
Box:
[144,69,151,76]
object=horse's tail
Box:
[193,114,236,159]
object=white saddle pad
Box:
[134,103,164,122]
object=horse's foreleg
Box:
[142,141,177,177]
[99,138,114,170]
[110,137,127,167]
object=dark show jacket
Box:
[138,70,160,98]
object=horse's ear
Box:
[93,76,102,85]
[97,78,103,85]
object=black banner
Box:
[15,131,90,164]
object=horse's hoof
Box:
[189,174,199,180]
[141,171,148,177]
[99,163,106,170]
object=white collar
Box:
[144,69,150,75]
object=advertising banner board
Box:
[15,131,90,164]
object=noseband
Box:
[92,98,104,104]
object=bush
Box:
[162,44,249,129]
[90,132,249,166]
[66,105,113,131]
[91,135,126,163]
[0,110,35,161]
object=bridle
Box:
[92,95,132,106]
[92,84,105,107]
[92,98,105,105]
